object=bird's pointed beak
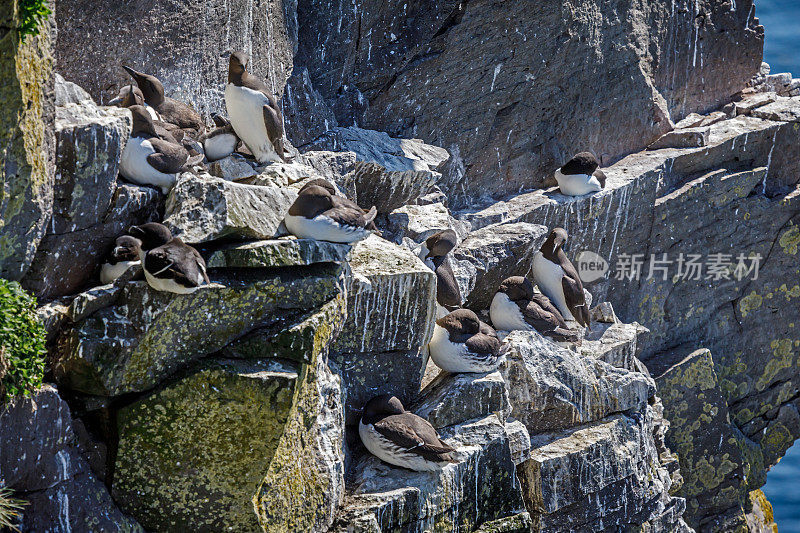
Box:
[108,96,121,106]
[122,65,141,81]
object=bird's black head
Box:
[498,276,534,301]
[425,229,458,258]
[299,178,337,196]
[211,113,231,128]
[540,227,569,258]
[128,105,158,137]
[560,152,599,176]
[436,308,481,335]
[109,84,144,108]
[362,394,405,425]
[228,51,249,83]
[123,66,165,105]
[287,185,334,218]
[128,223,172,251]
[110,235,142,262]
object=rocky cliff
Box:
[1,0,799,532]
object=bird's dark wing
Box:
[159,98,204,131]
[374,414,456,461]
[262,104,286,162]
[146,138,189,173]
[323,205,368,229]
[145,244,206,289]
[464,333,501,355]
[562,274,590,327]
[528,293,569,328]
[432,256,461,308]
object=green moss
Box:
[739,291,763,318]
[0,279,45,401]
[778,225,800,255]
[17,0,51,41]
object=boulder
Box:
[207,238,352,269]
[113,359,299,531]
[385,202,471,243]
[333,234,436,354]
[451,222,548,310]
[54,263,345,396]
[502,330,655,434]
[163,172,297,243]
[54,73,93,106]
[50,101,131,234]
[413,370,510,429]
[649,127,710,150]
[305,126,450,213]
[338,415,525,531]
[0,9,55,280]
[208,154,257,181]
[56,0,296,113]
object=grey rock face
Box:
[386,202,471,243]
[0,386,142,532]
[413,370,510,429]
[305,126,450,213]
[207,238,352,268]
[283,66,339,147]
[56,0,297,115]
[54,264,345,396]
[333,235,436,353]
[459,100,800,525]
[0,14,55,281]
[339,415,526,532]
[21,88,162,300]
[295,0,763,207]
[54,73,93,106]
[502,330,655,434]
[451,222,548,310]
[164,172,297,243]
[648,348,750,530]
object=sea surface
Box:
[755,3,800,531]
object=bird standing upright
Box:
[225,51,287,164]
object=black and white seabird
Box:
[428,309,508,373]
[532,228,591,328]
[225,51,287,164]
[284,184,376,243]
[100,235,141,285]
[359,394,457,472]
[417,230,461,316]
[490,276,579,343]
[128,223,209,294]
[119,105,202,194]
[554,152,606,196]
[108,84,161,122]
[122,65,205,137]
[199,114,239,162]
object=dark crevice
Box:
[433,1,470,39]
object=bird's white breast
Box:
[143,268,199,294]
[284,213,369,244]
[428,325,503,373]
[203,133,238,161]
[532,252,574,321]
[100,260,139,285]
[358,421,446,472]
[490,293,532,332]
[554,169,602,196]
[119,137,176,194]
[225,83,281,164]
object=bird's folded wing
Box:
[562,275,590,327]
[374,416,455,455]
[146,139,188,173]
[145,247,203,288]
[464,333,500,355]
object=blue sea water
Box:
[755,2,800,530]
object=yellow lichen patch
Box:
[756,339,796,392]
[779,225,800,255]
[738,291,763,318]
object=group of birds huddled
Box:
[98,50,606,474]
